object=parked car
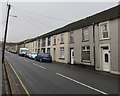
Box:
[35,53,52,63]
[30,52,37,59]
[11,50,17,54]
[19,48,28,56]
[25,51,31,58]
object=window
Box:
[105,53,108,62]
[101,23,109,39]
[82,28,88,41]
[70,32,74,43]
[36,41,37,47]
[41,48,45,53]
[33,42,34,48]
[60,47,64,59]
[47,48,50,54]
[81,46,90,61]
[60,33,64,43]
[53,36,56,45]
[48,36,51,46]
[42,38,46,47]
[38,39,40,47]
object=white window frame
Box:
[82,27,89,41]
[48,36,51,46]
[60,47,64,59]
[53,36,56,45]
[99,21,110,40]
[81,46,90,62]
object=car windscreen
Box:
[44,53,50,57]
[21,50,28,52]
[33,53,37,55]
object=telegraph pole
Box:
[2,4,11,64]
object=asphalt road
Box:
[5,51,119,95]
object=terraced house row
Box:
[12,5,120,75]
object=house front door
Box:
[102,48,110,72]
[70,48,74,64]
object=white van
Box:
[19,48,28,56]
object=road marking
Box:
[56,73,108,95]
[33,63,47,70]
[9,63,30,96]
[24,59,29,63]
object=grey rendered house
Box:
[67,5,120,74]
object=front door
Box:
[102,48,110,71]
[70,48,74,64]
[53,48,56,61]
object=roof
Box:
[21,5,120,44]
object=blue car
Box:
[35,53,52,63]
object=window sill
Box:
[69,42,74,44]
[59,58,65,60]
[100,38,110,41]
[53,44,56,46]
[82,40,89,42]
[81,60,91,63]
[60,42,64,44]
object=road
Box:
[5,51,119,95]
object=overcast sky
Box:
[0,1,119,42]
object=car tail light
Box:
[42,56,46,58]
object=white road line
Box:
[33,63,47,70]
[56,73,108,95]
[24,59,29,63]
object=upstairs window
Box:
[53,36,56,45]
[60,33,64,43]
[100,22,109,39]
[36,41,37,47]
[101,23,109,39]
[42,38,46,47]
[82,27,89,41]
[38,39,40,47]
[48,36,51,46]
[70,32,74,43]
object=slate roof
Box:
[19,5,120,44]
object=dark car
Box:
[35,53,52,63]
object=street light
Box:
[10,15,18,18]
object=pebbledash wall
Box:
[16,5,119,75]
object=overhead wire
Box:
[13,7,54,29]
[12,5,71,22]
[12,7,46,37]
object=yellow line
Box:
[8,63,30,96]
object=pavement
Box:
[5,51,119,95]
[0,48,2,95]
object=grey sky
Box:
[1,2,118,42]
